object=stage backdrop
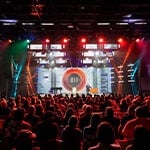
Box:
[37,67,113,94]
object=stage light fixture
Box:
[118,38,123,43]
[8,39,12,43]
[45,38,50,43]
[135,38,140,43]
[26,39,30,43]
[61,38,69,49]
[79,37,87,49]
[98,38,104,43]
[62,38,68,43]
[81,38,87,43]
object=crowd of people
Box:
[0,92,150,150]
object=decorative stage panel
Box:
[37,67,113,95]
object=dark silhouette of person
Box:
[61,115,83,150]
[86,84,92,94]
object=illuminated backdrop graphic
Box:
[37,67,112,94]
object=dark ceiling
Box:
[0,0,150,42]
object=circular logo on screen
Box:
[62,68,86,91]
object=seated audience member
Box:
[4,107,32,149]
[122,105,150,141]
[14,129,36,150]
[35,104,45,120]
[119,98,129,112]
[144,98,150,117]
[35,111,61,150]
[88,121,121,150]
[126,125,150,150]
[62,107,75,126]
[101,106,120,138]
[83,113,101,150]
[24,105,40,130]
[118,104,136,138]
[0,98,10,116]
[61,115,83,150]
[79,104,93,131]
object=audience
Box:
[0,92,149,150]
